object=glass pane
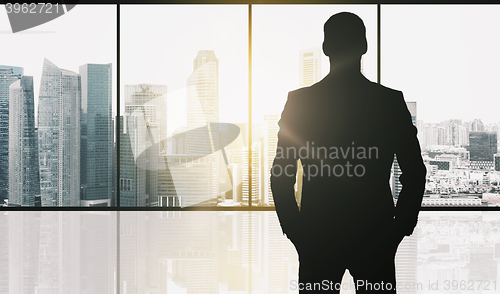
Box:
[120,5,248,207]
[0,211,117,292]
[382,5,500,207]
[119,211,253,293]
[252,5,378,207]
[0,5,117,207]
[118,211,500,293]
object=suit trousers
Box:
[293,219,406,293]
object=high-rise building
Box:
[123,84,167,206]
[124,84,168,152]
[446,119,467,147]
[80,64,113,206]
[8,76,39,206]
[0,65,23,204]
[468,132,497,162]
[392,102,417,199]
[264,114,279,205]
[468,131,497,169]
[186,50,219,154]
[38,59,81,206]
[242,142,261,205]
[119,115,145,206]
[185,50,221,203]
[471,119,485,132]
[299,48,321,87]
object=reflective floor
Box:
[0,211,499,293]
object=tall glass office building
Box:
[0,65,23,204]
[38,59,81,206]
[80,64,113,206]
[8,76,39,206]
[186,50,219,155]
[122,84,167,206]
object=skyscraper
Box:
[468,131,497,162]
[122,84,167,206]
[264,114,279,205]
[119,115,146,207]
[471,119,485,132]
[0,65,23,204]
[468,131,497,169]
[38,59,81,206]
[299,48,321,87]
[80,64,113,206]
[185,50,221,203]
[392,101,417,199]
[8,76,39,206]
[186,50,219,155]
[242,142,261,205]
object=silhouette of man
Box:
[271,12,426,293]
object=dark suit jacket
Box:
[271,73,427,245]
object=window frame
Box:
[3,0,499,212]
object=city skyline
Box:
[120,5,500,125]
[2,4,500,208]
[1,5,116,207]
[118,44,500,207]
[120,5,248,126]
[2,60,115,207]
[1,3,500,293]
[0,5,117,118]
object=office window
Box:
[382,5,500,207]
[0,5,116,207]
[253,5,378,207]
[120,5,249,207]
[2,3,499,294]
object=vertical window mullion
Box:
[377,3,381,84]
[248,4,253,207]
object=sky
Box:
[382,5,500,125]
[120,5,248,135]
[252,5,378,123]
[2,4,497,129]
[120,5,377,129]
[0,5,117,118]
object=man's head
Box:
[323,12,367,60]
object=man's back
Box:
[271,72,426,242]
[270,12,427,292]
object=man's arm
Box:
[393,92,427,236]
[271,92,301,237]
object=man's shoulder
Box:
[287,80,403,101]
[373,83,403,97]
[286,81,330,102]
[287,85,311,99]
